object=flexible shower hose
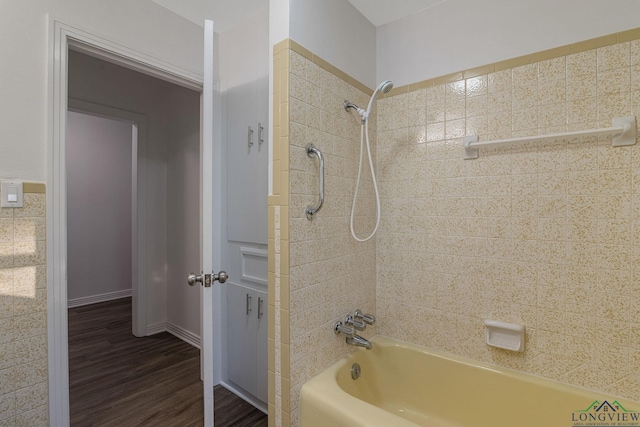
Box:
[350,120,381,242]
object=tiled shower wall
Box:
[376,34,640,400]
[0,185,49,426]
[270,40,377,426]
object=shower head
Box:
[378,80,394,94]
[363,80,394,122]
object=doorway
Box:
[49,17,269,427]
[47,18,211,424]
[65,50,203,422]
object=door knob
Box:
[213,271,228,283]
[187,273,203,286]
[187,271,228,287]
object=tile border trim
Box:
[23,182,46,194]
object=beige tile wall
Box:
[0,184,49,427]
[269,39,289,427]
[270,28,640,427]
[376,37,640,400]
[269,40,378,426]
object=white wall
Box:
[289,0,376,88]
[68,50,170,328]
[270,0,290,47]
[166,84,202,337]
[268,0,291,194]
[377,0,640,86]
[0,0,202,181]
[150,0,268,34]
[66,111,132,300]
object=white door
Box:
[199,19,221,427]
[187,19,224,427]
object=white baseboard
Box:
[221,381,267,414]
[166,323,201,349]
[146,322,167,336]
[146,322,200,349]
[67,289,132,308]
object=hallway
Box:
[68,298,267,426]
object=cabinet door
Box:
[225,16,268,245]
[227,283,257,393]
[255,288,268,402]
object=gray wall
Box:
[377,0,640,86]
[289,0,376,88]
[166,84,201,336]
[66,112,133,301]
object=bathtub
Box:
[300,336,638,427]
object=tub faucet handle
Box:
[345,315,366,331]
[334,321,355,338]
[354,309,375,325]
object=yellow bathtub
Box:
[300,336,639,427]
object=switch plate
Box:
[1,181,24,208]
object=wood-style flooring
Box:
[68,297,268,427]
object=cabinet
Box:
[224,10,269,245]
[227,282,267,402]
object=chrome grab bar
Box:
[305,144,324,220]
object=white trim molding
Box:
[146,322,201,349]
[146,322,168,336]
[240,247,268,286]
[167,323,201,349]
[67,289,133,308]
[220,381,268,414]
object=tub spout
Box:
[346,334,372,350]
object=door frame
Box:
[66,100,147,336]
[47,17,204,426]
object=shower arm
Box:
[344,80,393,125]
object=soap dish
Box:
[484,320,525,352]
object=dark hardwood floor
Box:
[68,298,268,427]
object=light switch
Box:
[1,181,24,208]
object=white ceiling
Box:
[348,0,449,26]
[152,0,448,33]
